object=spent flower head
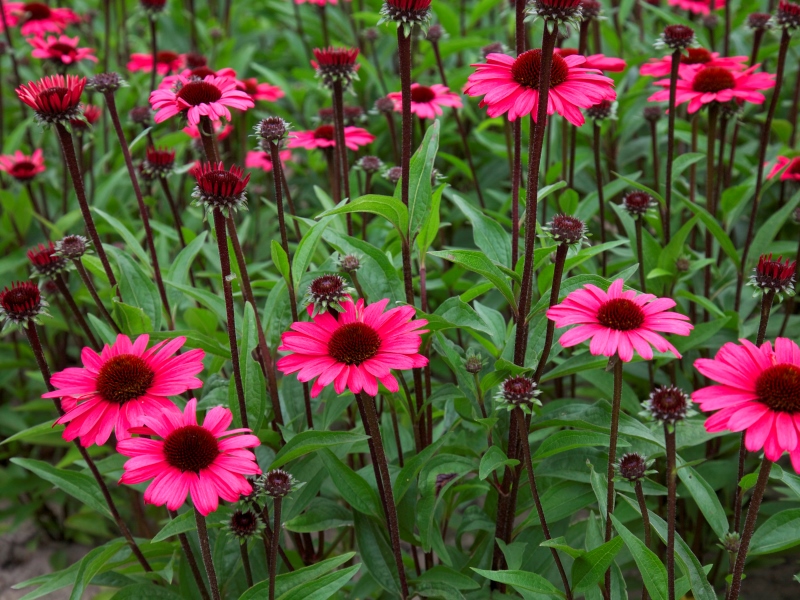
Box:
[227,508,263,539]
[641,385,695,426]
[614,452,656,482]
[53,235,90,260]
[261,469,300,499]
[544,214,589,246]
[495,375,541,414]
[622,190,658,217]
[655,24,697,50]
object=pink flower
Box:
[640,47,747,77]
[464,50,616,125]
[2,3,80,36]
[295,0,345,4]
[648,64,775,114]
[694,338,800,469]
[150,74,254,125]
[287,125,375,151]
[127,50,184,75]
[546,279,693,362]
[45,334,205,447]
[387,83,462,119]
[767,156,800,181]
[246,150,291,173]
[237,77,284,102]
[667,0,724,14]
[554,48,627,72]
[117,399,261,516]
[0,149,45,182]
[277,298,428,398]
[157,66,238,91]
[28,35,97,65]
[183,119,233,141]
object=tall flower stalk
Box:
[195,512,222,600]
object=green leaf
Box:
[318,195,409,239]
[148,330,230,359]
[278,564,360,600]
[166,231,207,312]
[571,537,624,593]
[228,302,267,433]
[677,465,728,539]
[1,420,65,446]
[470,569,563,597]
[479,446,519,480]
[269,430,369,469]
[70,541,126,600]
[93,207,150,265]
[10,458,112,519]
[448,190,510,267]
[284,497,353,532]
[393,435,447,503]
[406,120,440,241]
[166,280,226,323]
[532,431,624,460]
[238,553,357,600]
[750,508,800,555]
[111,585,184,599]
[428,249,517,311]
[109,247,162,331]
[417,184,445,254]
[292,216,333,289]
[682,199,740,270]
[354,511,400,594]
[611,514,668,600]
[672,153,705,180]
[113,301,152,336]
[318,448,381,516]
[271,240,291,284]
[747,189,800,271]
[152,508,195,543]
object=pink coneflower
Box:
[464,50,616,125]
[28,241,67,278]
[387,83,462,119]
[44,334,205,447]
[0,149,45,182]
[16,74,86,124]
[117,398,261,516]
[277,298,428,397]
[70,103,102,130]
[694,338,800,468]
[183,120,233,141]
[150,74,254,125]
[640,47,747,77]
[236,77,284,102]
[648,64,775,113]
[546,278,693,362]
[554,48,626,72]
[157,66,238,91]
[767,156,800,181]
[245,150,291,173]
[2,2,80,36]
[287,125,375,151]
[127,50,183,75]
[27,35,97,66]
[667,0,724,14]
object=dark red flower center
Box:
[314,125,336,140]
[163,425,220,472]
[190,66,217,79]
[511,50,569,90]
[10,160,36,178]
[49,42,76,56]
[787,159,800,175]
[503,376,536,398]
[39,86,68,103]
[241,79,259,95]
[618,453,647,480]
[597,298,645,331]
[327,322,381,365]
[311,275,345,296]
[230,510,259,536]
[411,85,436,103]
[24,2,51,20]
[96,354,155,404]
[203,170,242,192]
[176,81,223,106]
[756,364,800,413]
[681,48,712,64]
[156,50,180,64]
[692,66,735,93]
[1,282,41,314]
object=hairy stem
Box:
[195,512,222,600]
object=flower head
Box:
[495,375,541,413]
[338,254,361,273]
[464,349,484,374]
[191,162,250,214]
[245,150,291,173]
[142,146,176,179]
[356,155,384,174]
[554,48,627,72]
[656,24,697,50]
[28,241,68,278]
[16,74,86,125]
[71,104,102,130]
[614,452,655,482]
[236,77,284,103]
[47,334,205,447]
[384,165,403,184]
[311,46,360,88]
[648,64,775,114]
[3,2,80,36]
[579,0,602,19]
[622,190,658,217]
[426,23,446,42]
[528,0,582,28]
[150,75,254,125]
[305,274,355,316]
[87,72,126,95]
[287,125,375,151]
[666,0,725,15]
[227,509,263,539]
[481,42,506,59]
[277,298,428,397]
[0,149,45,182]
[140,0,168,18]
[694,338,800,468]
[262,469,298,498]
[546,279,693,362]
[585,99,617,120]
[640,48,748,78]
[127,50,183,74]
[379,0,432,34]
[28,35,97,66]
[387,83,462,119]
[54,234,89,260]
[749,254,796,300]
[256,116,291,144]
[117,399,260,515]
[374,96,395,114]
[777,0,800,29]
[767,156,800,182]
[747,12,773,30]
[0,281,48,328]
[641,385,695,425]
[465,50,615,125]
[544,214,588,245]
[643,106,662,122]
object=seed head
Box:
[263,469,298,499]
[255,117,290,144]
[338,254,362,273]
[545,214,588,245]
[656,25,697,50]
[641,385,694,425]
[643,106,662,123]
[305,274,355,316]
[227,509,263,539]
[356,155,385,174]
[384,165,403,184]
[747,12,773,30]
[54,235,90,260]
[749,253,796,300]
[622,190,657,217]
[88,72,126,94]
[495,375,541,413]
[614,452,655,482]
